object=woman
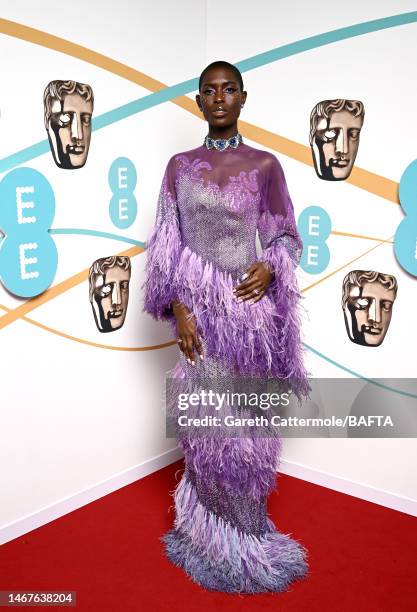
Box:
[142,61,309,594]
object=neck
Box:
[207,124,239,140]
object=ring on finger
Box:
[253,288,261,295]
[177,338,183,344]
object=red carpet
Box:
[0,460,416,611]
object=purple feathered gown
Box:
[142,139,309,594]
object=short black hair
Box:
[198,61,244,92]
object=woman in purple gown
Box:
[142,61,309,593]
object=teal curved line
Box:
[2,13,417,398]
[4,226,415,398]
[1,11,417,173]
[49,227,145,248]
[46,230,416,398]
[304,342,417,400]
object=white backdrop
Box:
[1,0,416,542]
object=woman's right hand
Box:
[172,301,204,365]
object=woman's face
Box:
[196,66,246,130]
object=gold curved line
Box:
[0,245,142,330]
[0,299,176,350]
[331,230,393,243]
[0,18,400,337]
[0,18,169,93]
[301,235,393,293]
[0,231,394,334]
[237,123,399,204]
[0,236,391,350]
[29,319,175,351]
[0,18,399,204]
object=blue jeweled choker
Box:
[204,133,243,151]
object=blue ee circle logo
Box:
[298,205,331,274]
[108,157,138,229]
[0,167,57,297]
[394,158,417,276]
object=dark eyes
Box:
[203,87,237,94]
[349,129,360,140]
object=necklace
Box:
[204,132,243,151]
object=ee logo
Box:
[298,206,331,274]
[394,158,417,276]
[108,157,137,229]
[0,168,57,297]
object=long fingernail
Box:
[200,354,204,360]
[191,360,195,366]
[236,298,242,303]
[241,273,248,280]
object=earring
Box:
[241,104,244,108]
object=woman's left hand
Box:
[232,262,274,305]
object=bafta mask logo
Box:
[310,99,364,181]
[44,80,94,169]
[89,256,131,333]
[342,270,397,347]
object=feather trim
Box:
[161,475,308,593]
